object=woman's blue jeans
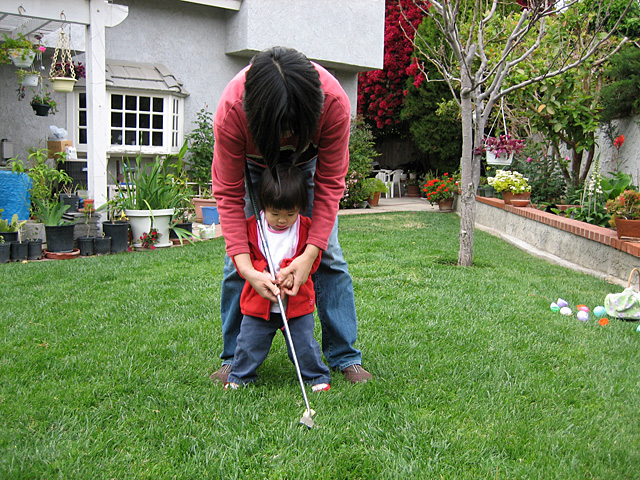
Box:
[219,158,362,370]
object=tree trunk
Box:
[458,70,475,267]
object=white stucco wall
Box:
[596,116,640,183]
[0,0,383,164]
[225,0,385,72]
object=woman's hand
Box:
[234,253,279,302]
[276,245,320,296]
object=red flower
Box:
[614,135,625,149]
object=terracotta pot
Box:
[407,185,421,198]
[511,199,530,208]
[192,198,217,223]
[367,191,381,207]
[615,218,640,241]
[502,192,530,205]
[438,197,455,212]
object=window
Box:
[75,90,184,155]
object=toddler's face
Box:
[264,207,300,231]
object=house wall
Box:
[0,0,384,165]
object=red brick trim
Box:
[476,196,640,258]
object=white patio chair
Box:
[388,169,404,198]
[375,170,393,198]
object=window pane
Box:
[111,94,123,110]
[141,131,150,146]
[111,112,122,128]
[79,128,87,144]
[152,132,163,146]
[139,96,150,111]
[125,113,137,128]
[79,93,86,109]
[153,97,163,112]
[125,130,136,145]
[139,113,150,129]
[111,130,122,145]
[152,115,163,129]
[79,111,86,127]
[125,95,137,110]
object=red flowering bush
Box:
[140,228,161,249]
[422,173,457,204]
[606,189,640,227]
[357,0,426,133]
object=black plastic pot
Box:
[0,243,10,263]
[102,222,129,253]
[10,241,28,262]
[27,239,43,260]
[169,222,193,239]
[94,236,111,255]
[78,236,94,256]
[31,102,51,116]
[45,224,75,253]
[0,231,18,243]
[60,194,81,213]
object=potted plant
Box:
[114,154,189,248]
[98,199,130,254]
[0,33,41,68]
[487,169,532,205]
[363,177,389,207]
[422,173,458,211]
[77,206,95,256]
[32,199,75,254]
[30,88,58,116]
[406,175,422,197]
[607,189,640,240]
[192,187,217,222]
[16,68,40,87]
[0,210,28,261]
[479,134,526,166]
[49,60,86,93]
[0,236,10,264]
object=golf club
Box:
[244,165,315,429]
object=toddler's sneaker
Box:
[311,383,330,392]
[224,382,239,390]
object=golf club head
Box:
[299,415,314,429]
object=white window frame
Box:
[71,88,185,157]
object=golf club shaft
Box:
[244,166,313,416]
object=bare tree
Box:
[402,0,634,266]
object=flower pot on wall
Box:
[125,209,174,249]
[615,219,640,241]
[51,77,77,93]
[486,151,514,166]
[502,192,531,205]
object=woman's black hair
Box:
[258,164,308,214]
[244,46,324,173]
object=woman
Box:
[210,46,371,384]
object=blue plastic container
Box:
[202,206,219,225]
[0,171,32,220]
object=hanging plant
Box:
[30,86,58,117]
[16,69,40,87]
[1,33,44,68]
[49,29,79,93]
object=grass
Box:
[1,211,639,479]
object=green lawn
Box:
[1,211,639,479]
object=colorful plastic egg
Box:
[577,311,589,322]
[557,298,569,308]
[577,305,589,313]
[560,307,573,316]
[593,306,606,317]
[550,302,560,312]
[599,318,609,326]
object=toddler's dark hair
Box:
[258,164,308,213]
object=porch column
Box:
[85,0,108,207]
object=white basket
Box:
[486,151,514,166]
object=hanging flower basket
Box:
[9,49,35,68]
[31,103,51,117]
[486,151,514,166]
[51,77,77,93]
